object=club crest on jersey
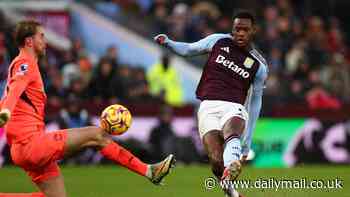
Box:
[243,57,254,68]
[16,64,28,76]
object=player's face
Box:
[232,18,255,48]
[32,27,47,57]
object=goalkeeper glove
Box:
[0,109,10,127]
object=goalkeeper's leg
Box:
[22,126,174,197]
[63,126,175,184]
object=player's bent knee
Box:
[84,126,104,139]
[72,126,110,148]
[92,131,112,148]
[223,117,245,139]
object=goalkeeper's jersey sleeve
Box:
[1,50,47,144]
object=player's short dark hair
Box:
[233,10,255,25]
[14,20,41,47]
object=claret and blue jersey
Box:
[164,33,268,155]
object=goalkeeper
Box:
[0,20,175,197]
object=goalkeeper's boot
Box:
[148,154,176,185]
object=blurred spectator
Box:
[103,45,120,69]
[147,53,183,106]
[111,66,132,102]
[285,39,307,76]
[149,105,176,161]
[46,72,65,108]
[62,54,92,89]
[88,58,118,103]
[306,85,341,110]
[77,54,93,88]
[62,59,80,88]
[305,70,341,109]
[127,67,154,103]
[321,53,350,102]
[68,77,88,100]
[57,95,93,129]
[151,0,168,34]
[327,17,349,58]
[268,47,283,73]
[167,3,189,40]
[305,16,328,68]
[287,80,306,103]
[59,50,75,70]
[70,38,86,62]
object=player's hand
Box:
[154,34,169,45]
[0,109,10,127]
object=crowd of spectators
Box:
[105,0,350,110]
[0,12,178,165]
[0,18,167,117]
[1,1,350,111]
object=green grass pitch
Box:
[0,165,348,197]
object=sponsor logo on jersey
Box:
[220,47,230,53]
[16,64,28,76]
[215,55,250,78]
[243,57,254,68]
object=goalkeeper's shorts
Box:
[10,128,67,183]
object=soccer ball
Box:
[100,104,132,135]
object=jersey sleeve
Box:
[241,64,268,156]
[1,60,35,114]
[166,34,232,56]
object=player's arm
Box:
[154,34,230,57]
[0,61,33,127]
[241,64,268,161]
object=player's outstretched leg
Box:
[202,130,225,179]
[99,140,175,185]
[221,117,245,182]
[64,126,175,185]
[202,130,242,197]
